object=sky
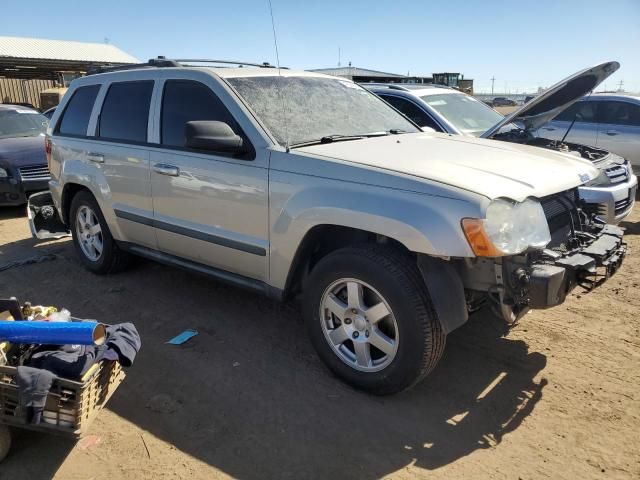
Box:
[3,0,640,93]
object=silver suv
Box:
[38,58,626,394]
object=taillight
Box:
[45,137,52,170]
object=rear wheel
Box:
[69,191,132,274]
[303,245,446,395]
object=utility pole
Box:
[338,47,341,67]
[617,80,624,92]
[490,76,495,95]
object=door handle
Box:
[605,130,618,136]
[87,152,104,163]
[541,127,556,131]
[153,163,180,177]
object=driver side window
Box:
[161,80,240,147]
[381,95,441,131]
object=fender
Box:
[268,171,482,291]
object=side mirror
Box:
[421,126,436,133]
[184,121,244,153]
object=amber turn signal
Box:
[461,218,503,257]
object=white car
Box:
[367,62,637,224]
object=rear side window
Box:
[553,101,597,123]
[161,80,238,147]
[98,81,153,143]
[57,85,100,136]
[600,101,640,127]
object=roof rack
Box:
[86,56,279,75]
[359,83,411,91]
[174,59,277,68]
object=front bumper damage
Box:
[528,224,626,309]
[459,221,627,324]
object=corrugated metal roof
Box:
[0,36,138,64]
[309,67,406,78]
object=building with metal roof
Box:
[0,36,138,80]
[309,64,433,84]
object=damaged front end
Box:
[460,189,626,323]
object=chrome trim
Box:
[114,209,267,256]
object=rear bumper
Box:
[528,225,626,309]
[578,174,637,224]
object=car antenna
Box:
[560,91,593,144]
[268,0,291,152]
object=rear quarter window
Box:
[57,85,101,136]
[98,81,154,143]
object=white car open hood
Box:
[481,61,620,139]
[298,132,598,202]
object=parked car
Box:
[34,58,625,395]
[366,62,637,224]
[492,97,517,107]
[538,93,640,174]
[523,95,536,104]
[0,105,50,206]
[42,107,56,120]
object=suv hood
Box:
[298,133,598,202]
[481,61,620,139]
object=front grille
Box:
[18,165,50,181]
[614,197,632,215]
[604,165,628,183]
[582,202,607,217]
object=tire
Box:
[0,425,10,462]
[302,245,446,395]
[69,190,132,274]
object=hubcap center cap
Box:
[354,315,367,331]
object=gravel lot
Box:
[0,205,638,480]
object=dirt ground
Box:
[0,205,638,480]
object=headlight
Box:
[462,198,551,257]
[0,167,7,178]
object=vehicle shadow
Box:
[620,219,640,236]
[0,205,25,221]
[0,238,547,478]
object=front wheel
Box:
[302,245,446,395]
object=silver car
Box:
[538,93,640,175]
[366,62,637,224]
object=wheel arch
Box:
[282,224,409,299]
[60,182,92,224]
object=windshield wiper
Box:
[290,134,365,148]
[290,131,403,149]
[388,129,409,134]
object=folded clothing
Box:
[16,366,56,424]
[16,322,141,425]
[26,322,141,379]
[105,322,141,367]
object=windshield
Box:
[0,109,48,139]
[227,76,419,146]
[421,93,503,136]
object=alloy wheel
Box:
[319,278,399,372]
